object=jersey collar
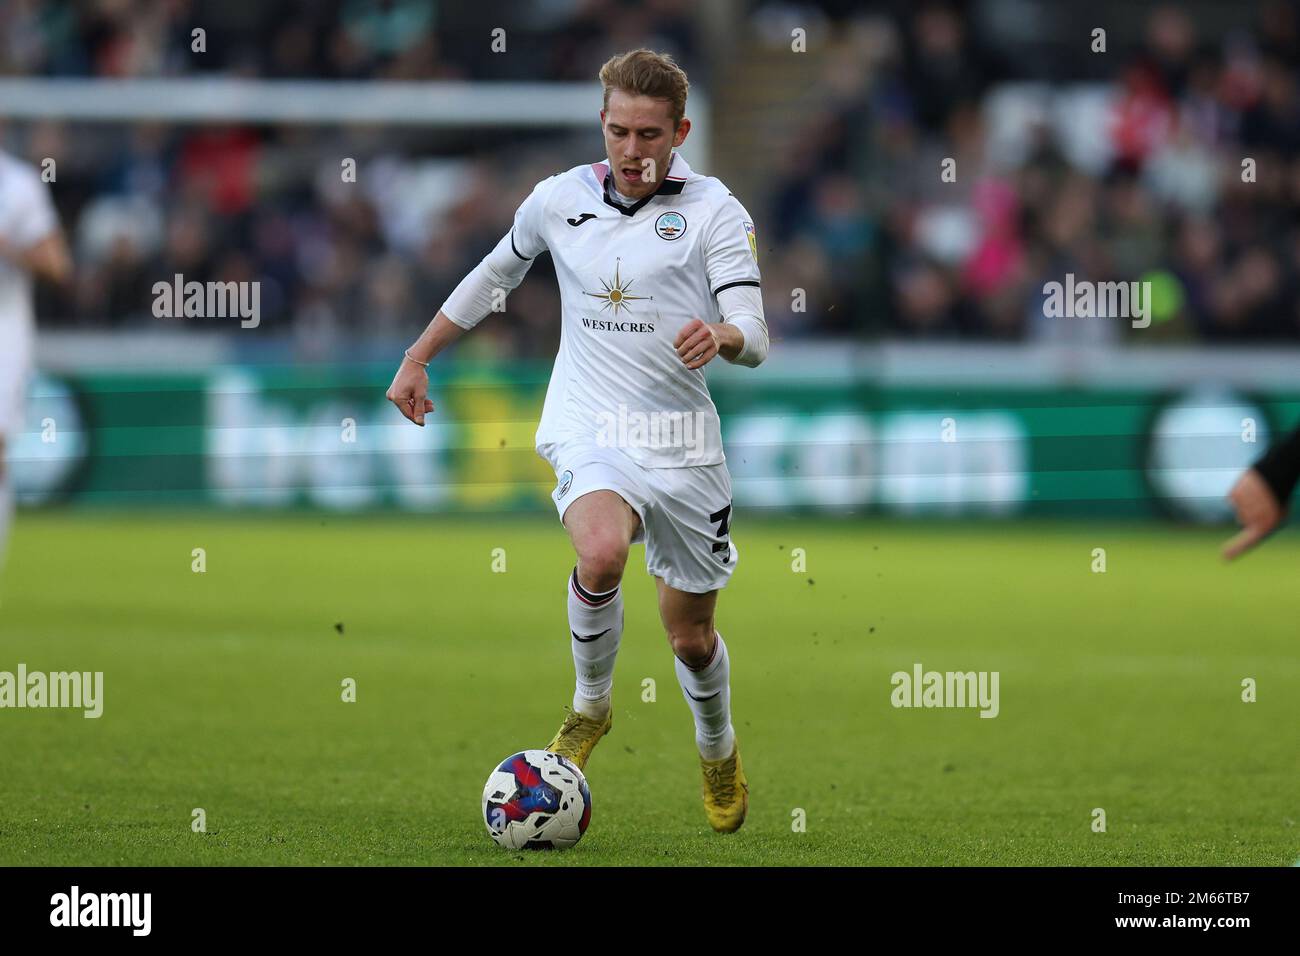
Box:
[595,152,691,217]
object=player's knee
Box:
[666,620,715,666]
[573,535,628,592]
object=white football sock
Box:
[567,567,623,720]
[675,630,735,760]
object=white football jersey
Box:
[0,150,59,435]
[491,152,761,468]
[0,150,57,330]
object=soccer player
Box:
[0,144,71,575]
[1222,424,1300,559]
[386,49,768,832]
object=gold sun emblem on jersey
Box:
[584,258,652,315]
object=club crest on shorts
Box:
[557,469,574,498]
[655,211,686,241]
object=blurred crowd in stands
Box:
[3,0,1300,354]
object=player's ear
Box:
[674,117,690,147]
[599,109,606,128]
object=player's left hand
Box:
[674,319,720,370]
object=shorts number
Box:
[708,503,732,562]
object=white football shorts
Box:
[543,440,739,594]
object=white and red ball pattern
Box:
[481,749,591,850]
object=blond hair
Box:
[598,49,689,127]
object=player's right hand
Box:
[386,360,435,426]
[1222,467,1284,560]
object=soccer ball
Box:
[481,749,592,850]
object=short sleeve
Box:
[509,175,555,261]
[5,165,59,249]
[704,194,761,297]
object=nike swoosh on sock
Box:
[683,688,720,702]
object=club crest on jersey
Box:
[744,221,757,261]
[655,211,686,241]
[557,470,574,499]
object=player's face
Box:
[601,91,690,199]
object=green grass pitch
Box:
[0,511,1296,866]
